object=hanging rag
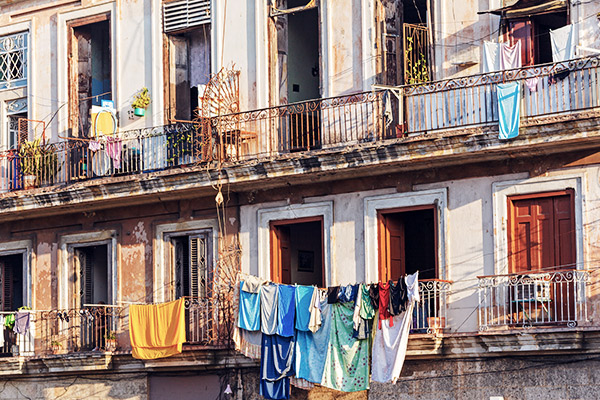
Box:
[378,281,392,329]
[276,285,296,337]
[241,275,268,293]
[360,284,375,320]
[105,137,122,169]
[234,328,263,359]
[296,302,332,384]
[327,286,340,304]
[129,298,186,360]
[88,140,102,152]
[352,284,364,332]
[261,284,279,335]
[337,284,359,303]
[497,82,521,140]
[308,288,325,333]
[551,24,575,63]
[368,284,379,311]
[4,314,15,330]
[321,302,370,392]
[389,278,408,316]
[238,281,261,331]
[14,311,30,335]
[406,271,420,303]
[260,334,295,400]
[370,301,415,384]
[500,41,522,70]
[383,90,393,128]
[295,285,315,332]
[525,77,539,92]
[483,41,501,73]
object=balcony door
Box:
[508,190,576,324]
[171,232,212,299]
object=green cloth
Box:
[359,284,375,320]
[4,314,15,329]
[322,302,370,392]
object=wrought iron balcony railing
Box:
[411,279,451,334]
[477,269,590,331]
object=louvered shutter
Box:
[78,249,94,306]
[0,261,13,311]
[189,235,208,297]
[163,0,211,33]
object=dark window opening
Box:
[271,219,324,287]
[69,18,111,138]
[0,254,23,312]
[378,207,437,282]
[171,232,212,298]
[75,244,108,306]
[403,0,427,25]
[168,26,211,121]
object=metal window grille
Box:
[0,32,27,90]
[163,0,211,33]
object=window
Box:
[74,244,109,306]
[377,206,437,282]
[0,254,24,312]
[270,217,324,287]
[164,0,211,121]
[68,15,112,138]
[0,32,27,90]
[508,190,575,273]
[170,232,212,298]
[5,98,27,149]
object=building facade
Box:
[0,0,600,398]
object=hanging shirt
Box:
[276,285,296,337]
[368,284,379,311]
[242,275,268,293]
[360,284,375,320]
[378,282,392,329]
[500,41,522,70]
[296,302,332,384]
[371,302,415,384]
[497,82,521,140]
[238,281,261,331]
[308,288,323,333]
[261,284,279,335]
[389,278,408,316]
[483,41,501,73]
[338,284,359,303]
[295,285,314,332]
[406,271,420,303]
[352,284,364,332]
[550,24,575,63]
[327,286,340,304]
[322,302,370,392]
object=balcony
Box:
[477,269,590,331]
[412,279,451,334]
[0,295,232,360]
[2,56,599,195]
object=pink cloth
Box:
[105,137,122,169]
[525,77,539,92]
[88,140,101,152]
[500,41,522,70]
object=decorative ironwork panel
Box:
[0,32,28,90]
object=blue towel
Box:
[260,334,296,381]
[295,302,332,384]
[260,378,290,400]
[277,285,296,337]
[295,286,314,331]
[237,282,261,331]
[497,82,521,140]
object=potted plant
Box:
[132,87,151,117]
[50,340,62,355]
[18,138,60,189]
[106,331,117,352]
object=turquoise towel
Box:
[294,286,314,331]
[295,302,332,384]
[497,82,521,140]
[238,281,261,331]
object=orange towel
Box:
[129,298,186,360]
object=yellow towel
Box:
[129,298,186,360]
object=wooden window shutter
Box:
[78,249,94,305]
[163,0,211,33]
[189,235,208,297]
[0,261,13,312]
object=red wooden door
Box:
[507,19,535,67]
[270,225,291,284]
[378,213,406,282]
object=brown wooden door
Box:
[271,225,291,284]
[509,191,575,273]
[507,19,535,67]
[378,213,406,282]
